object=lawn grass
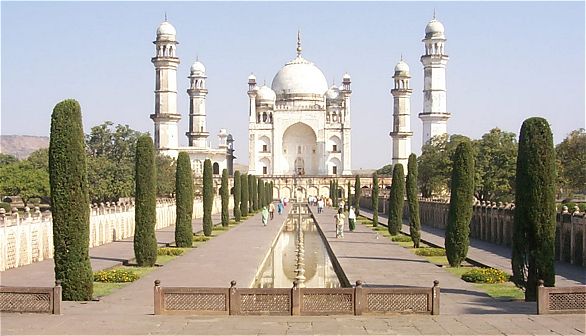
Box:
[93,282,125,298]
[443,265,524,300]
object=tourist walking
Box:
[268,202,275,220]
[261,206,269,226]
[277,201,284,215]
[348,206,356,232]
[334,208,345,238]
[317,198,324,214]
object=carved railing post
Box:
[53,280,62,315]
[431,280,440,315]
[536,279,546,315]
[354,280,364,316]
[154,280,162,315]
[229,280,239,315]
[291,280,300,316]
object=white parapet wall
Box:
[0,196,233,271]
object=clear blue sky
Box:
[1,1,584,169]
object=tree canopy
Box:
[555,128,586,196]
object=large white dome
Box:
[271,56,328,96]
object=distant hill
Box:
[0,135,49,159]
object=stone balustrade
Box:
[0,196,233,271]
[359,196,586,267]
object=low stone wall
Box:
[359,196,586,267]
[0,196,233,271]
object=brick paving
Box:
[1,203,585,335]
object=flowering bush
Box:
[193,235,210,242]
[93,269,139,283]
[461,268,509,284]
[157,248,185,256]
[414,247,446,256]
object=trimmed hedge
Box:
[240,174,249,216]
[221,169,229,227]
[445,140,475,267]
[174,152,194,247]
[257,177,264,208]
[388,164,405,236]
[414,247,446,256]
[49,99,93,301]
[512,117,556,301]
[233,171,241,222]
[134,135,158,267]
[391,235,412,242]
[94,269,139,283]
[354,175,360,216]
[202,159,213,236]
[462,268,509,284]
[406,154,421,248]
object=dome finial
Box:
[400,53,403,61]
[433,8,436,20]
[296,29,302,57]
[164,12,167,22]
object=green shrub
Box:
[372,172,379,226]
[415,248,446,256]
[391,235,412,242]
[94,269,139,283]
[354,175,361,216]
[27,197,41,205]
[388,164,405,235]
[406,154,421,248]
[461,268,509,284]
[240,174,249,216]
[49,99,93,301]
[221,169,229,227]
[134,135,158,267]
[193,235,210,242]
[174,152,194,248]
[233,171,241,222]
[157,247,185,256]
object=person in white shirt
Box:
[348,206,356,232]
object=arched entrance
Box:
[282,123,317,175]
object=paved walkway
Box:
[359,209,586,287]
[1,204,585,335]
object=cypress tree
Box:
[221,168,229,227]
[354,175,361,216]
[134,134,158,266]
[174,152,193,247]
[406,154,421,248]
[372,172,379,227]
[257,177,264,208]
[270,181,274,201]
[241,174,249,216]
[249,175,256,211]
[388,164,405,236]
[332,180,338,208]
[445,141,475,267]
[49,99,93,300]
[202,159,213,236]
[329,180,333,199]
[265,181,270,206]
[512,117,556,301]
[233,171,241,222]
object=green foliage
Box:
[376,164,393,175]
[233,171,241,222]
[461,268,509,284]
[0,202,11,212]
[354,175,361,216]
[406,154,421,248]
[473,128,517,202]
[248,175,255,212]
[157,247,185,256]
[240,174,249,216]
[26,148,49,170]
[85,121,144,203]
[202,159,213,236]
[332,179,339,207]
[347,181,352,212]
[221,169,229,227]
[174,152,193,248]
[414,247,446,256]
[49,99,93,301]
[555,128,586,196]
[192,235,210,242]
[512,117,556,301]
[445,140,475,267]
[372,172,379,227]
[156,154,176,197]
[329,180,333,199]
[93,269,139,283]
[388,164,405,236]
[133,135,158,267]
[0,153,18,166]
[0,160,50,203]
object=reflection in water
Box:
[254,206,341,288]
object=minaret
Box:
[247,73,258,174]
[186,60,209,148]
[150,19,181,158]
[419,14,450,146]
[390,58,413,169]
[341,73,352,175]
